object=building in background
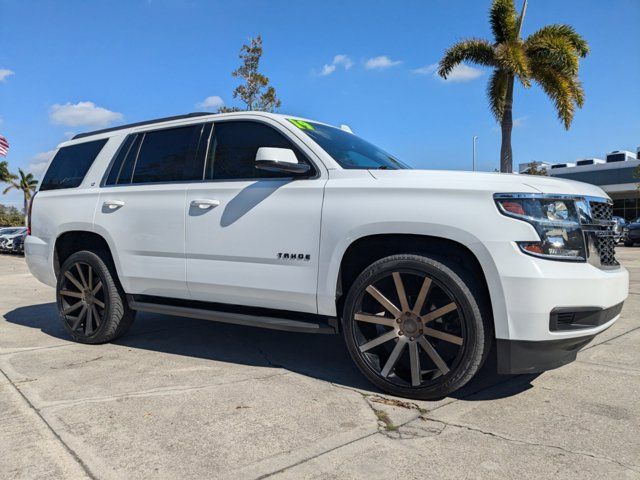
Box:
[519,148,640,221]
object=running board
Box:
[128,297,337,334]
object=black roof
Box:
[72,112,212,140]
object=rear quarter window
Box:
[40,139,108,191]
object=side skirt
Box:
[127,295,338,335]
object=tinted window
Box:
[40,139,108,190]
[207,121,313,180]
[116,135,142,184]
[105,135,136,185]
[131,125,203,184]
[292,120,410,170]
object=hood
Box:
[368,170,609,198]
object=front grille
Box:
[589,201,613,222]
[594,235,618,266]
[587,200,618,267]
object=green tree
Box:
[0,160,16,183]
[2,168,38,213]
[219,35,281,113]
[438,0,589,173]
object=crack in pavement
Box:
[422,417,640,474]
[38,371,290,412]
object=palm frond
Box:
[494,41,531,87]
[527,35,580,76]
[526,24,589,58]
[438,39,496,78]
[487,70,509,121]
[490,0,518,43]
[531,67,579,129]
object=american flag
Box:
[0,135,8,157]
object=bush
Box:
[0,204,25,227]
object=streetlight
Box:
[472,136,478,172]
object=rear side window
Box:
[207,121,313,180]
[131,125,203,184]
[40,139,108,191]
[105,134,142,185]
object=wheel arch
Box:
[54,230,122,286]
[328,232,506,337]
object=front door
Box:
[185,119,326,313]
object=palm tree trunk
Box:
[500,75,515,173]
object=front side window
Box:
[131,125,203,184]
[40,139,108,190]
[206,121,314,180]
[289,120,410,170]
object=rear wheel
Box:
[342,254,490,400]
[57,250,135,344]
[624,241,634,247]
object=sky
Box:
[0,0,639,207]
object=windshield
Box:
[289,119,410,170]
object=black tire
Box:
[342,254,491,400]
[624,242,634,247]
[56,250,135,344]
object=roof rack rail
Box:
[72,112,212,140]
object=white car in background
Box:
[25,111,629,399]
[0,227,27,253]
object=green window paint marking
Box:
[288,119,314,130]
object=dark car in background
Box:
[623,218,640,247]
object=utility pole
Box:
[472,136,478,171]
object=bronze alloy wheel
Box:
[58,261,106,337]
[343,254,489,399]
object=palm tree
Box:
[3,168,38,213]
[0,160,15,183]
[438,0,589,173]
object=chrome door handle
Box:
[190,199,220,209]
[103,200,125,210]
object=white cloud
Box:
[27,150,56,177]
[49,101,123,128]
[365,55,402,70]
[197,95,224,110]
[513,116,527,128]
[441,63,483,82]
[319,54,353,76]
[0,69,14,82]
[412,64,438,75]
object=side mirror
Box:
[255,147,310,175]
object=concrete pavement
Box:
[1,249,639,479]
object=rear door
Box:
[185,119,327,313]
[96,123,206,299]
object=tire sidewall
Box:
[342,255,485,400]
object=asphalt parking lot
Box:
[1,250,639,479]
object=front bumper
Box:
[486,241,628,374]
[496,336,595,374]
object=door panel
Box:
[185,178,325,313]
[96,184,188,298]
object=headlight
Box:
[495,194,586,261]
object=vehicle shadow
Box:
[4,303,538,402]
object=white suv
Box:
[25,112,629,399]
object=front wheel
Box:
[56,250,135,344]
[342,254,491,400]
